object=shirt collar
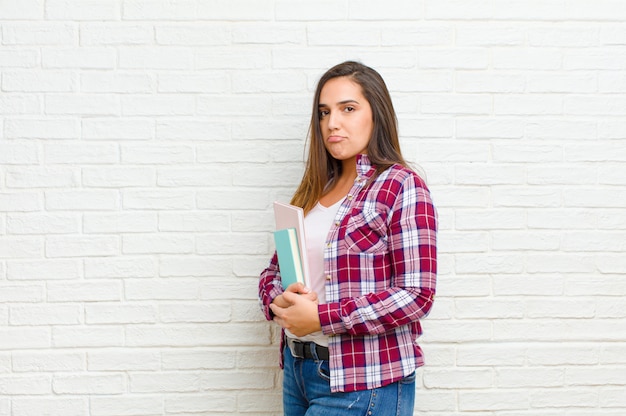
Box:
[356,154,376,178]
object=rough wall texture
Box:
[1,1,625,415]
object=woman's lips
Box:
[327,135,344,143]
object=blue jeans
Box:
[283,345,416,416]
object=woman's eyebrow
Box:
[318,99,360,107]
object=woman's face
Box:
[318,76,374,163]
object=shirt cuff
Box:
[318,302,346,335]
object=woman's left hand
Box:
[270,290,322,337]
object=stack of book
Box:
[273,202,310,289]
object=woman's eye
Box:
[344,106,355,112]
[320,110,329,118]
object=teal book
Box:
[273,228,305,289]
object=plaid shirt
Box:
[259,154,437,393]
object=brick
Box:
[90,396,163,416]
[459,390,529,411]
[491,231,560,251]
[0,94,41,115]
[156,24,231,45]
[457,343,526,366]
[232,24,305,45]
[492,144,562,163]
[2,71,76,92]
[45,235,119,258]
[0,237,42,259]
[457,25,525,46]
[12,351,85,372]
[307,25,380,47]
[6,167,79,188]
[0,49,38,68]
[83,212,157,233]
[85,304,156,324]
[424,369,493,389]
[164,393,235,414]
[52,326,123,348]
[3,118,79,139]
[275,0,348,21]
[456,72,525,93]
[84,257,157,279]
[82,167,155,188]
[12,398,86,416]
[197,94,272,116]
[45,0,120,20]
[196,188,269,210]
[80,72,154,94]
[0,0,43,19]
[232,70,305,93]
[425,0,493,19]
[456,253,525,274]
[88,350,161,371]
[122,0,197,20]
[158,72,229,93]
[53,374,126,394]
[0,328,51,350]
[159,255,231,277]
[493,48,562,70]
[47,281,121,302]
[7,259,81,280]
[79,23,154,45]
[438,231,489,253]
[197,233,268,255]
[0,143,40,165]
[2,23,76,45]
[121,95,195,116]
[599,71,626,93]
[118,47,193,70]
[530,388,598,408]
[44,94,119,116]
[162,349,236,370]
[122,189,194,210]
[0,284,44,303]
[494,275,565,296]
[201,370,274,390]
[42,48,116,69]
[156,120,230,140]
[123,234,194,254]
[492,0,566,20]
[419,49,489,70]
[124,278,199,300]
[121,144,194,164]
[10,304,80,326]
[130,372,200,393]
[158,302,230,323]
[157,167,230,187]
[158,212,230,232]
[45,190,119,211]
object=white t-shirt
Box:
[285,198,343,347]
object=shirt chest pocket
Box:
[341,209,388,254]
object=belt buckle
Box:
[288,338,306,359]
[292,339,305,358]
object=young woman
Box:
[259,61,437,416]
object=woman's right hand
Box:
[272,282,318,308]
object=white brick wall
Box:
[1,1,625,415]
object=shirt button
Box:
[325,274,331,280]
[334,221,340,226]
[347,194,353,200]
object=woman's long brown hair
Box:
[290,61,408,214]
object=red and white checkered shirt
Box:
[259,154,437,393]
